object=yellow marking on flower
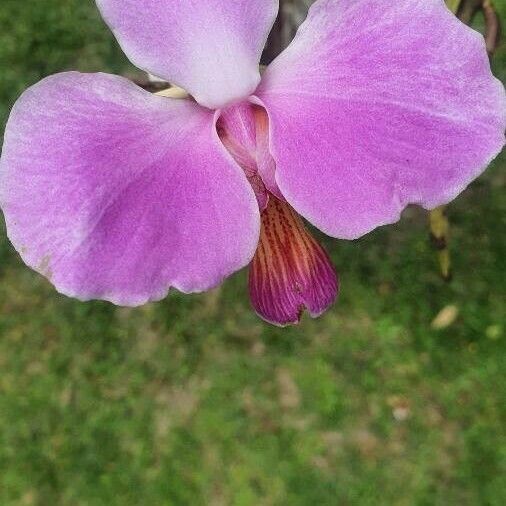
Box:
[155,86,189,99]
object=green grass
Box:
[0,1,505,504]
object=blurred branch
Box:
[429,207,452,281]
[446,0,464,14]
[457,0,483,24]
[456,0,501,56]
[482,0,500,55]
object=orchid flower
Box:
[0,1,504,327]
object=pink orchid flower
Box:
[0,0,504,326]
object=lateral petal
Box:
[0,72,260,305]
[257,0,505,239]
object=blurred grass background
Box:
[0,1,505,504]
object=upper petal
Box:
[257,0,506,239]
[0,72,260,305]
[95,0,279,109]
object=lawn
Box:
[0,1,505,504]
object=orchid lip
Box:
[249,197,339,327]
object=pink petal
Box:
[217,102,270,210]
[253,105,284,201]
[249,197,338,327]
[217,102,283,209]
[95,0,279,109]
[257,0,506,239]
[0,72,260,305]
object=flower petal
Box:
[217,102,283,209]
[0,72,260,305]
[257,0,506,239]
[249,198,338,326]
[95,0,279,109]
